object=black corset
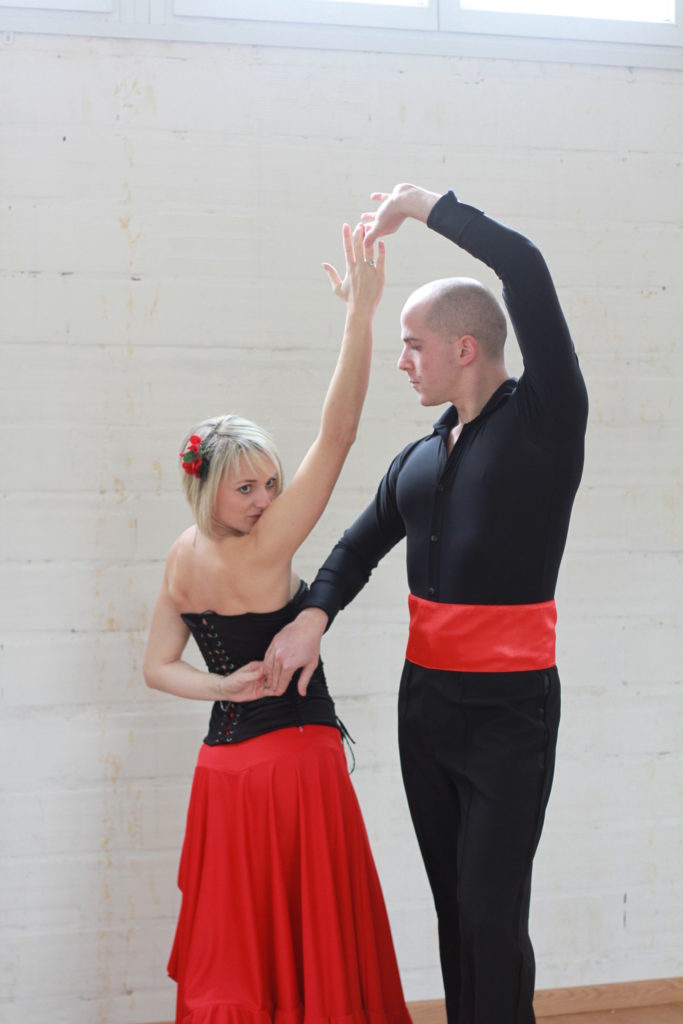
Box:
[181,582,339,746]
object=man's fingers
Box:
[269,654,282,694]
[273,665,294,696]
[297,663,317,697]
[364,225,379,247]
[370,191,389,202]
[263,643,277,687]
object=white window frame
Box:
[0,0,681,69]
[0,0,112,10]
[173,0,437,33]
[441,1,683,48]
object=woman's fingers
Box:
[323,220,383,305]
[341,221,354,266]
[240,661,264,682]
[350,221,366,265]
[322,262,343,295]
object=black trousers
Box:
[398,662,561,1024]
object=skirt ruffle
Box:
[168,726,411,1024]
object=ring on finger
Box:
[366,258,376,267]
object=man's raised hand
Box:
[361,183,441,248]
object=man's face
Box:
[398,300,460,407]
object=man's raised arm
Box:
[366,183,588,439]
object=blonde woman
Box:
[144,224,410,1024]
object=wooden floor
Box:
[151,980,683,1024]
[410,1005,683,1024]
[152,1002,683,1024]
[544,1006,683,1023]
[408,983,683,1024]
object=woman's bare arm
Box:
[249,222,385,564]
[143,562,268,702]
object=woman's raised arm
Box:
[249,222,385,563]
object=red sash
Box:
[406,594,557,673]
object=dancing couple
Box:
[144,183,588,1024]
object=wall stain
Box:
[123,137,135,169]
[147,285,160,319]
[113,477,127,503]
[152,459,163,495]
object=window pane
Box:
[317,0,428,4]
[460,0,676,23]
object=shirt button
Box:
[428,587,435,596]
[430,535,438,542]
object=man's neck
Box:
[452,367,509,427]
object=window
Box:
[442,0,682,46]
[0,0,681,65]
[172,0,437,32]
[0,0,111,10]
[460,0,675,21]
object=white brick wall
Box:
[0,30,681,1024]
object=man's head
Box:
[398,278,507,407]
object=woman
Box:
[143,223,411,1024]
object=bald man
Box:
[264,184,589,1024]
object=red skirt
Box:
[168,725,412,1024]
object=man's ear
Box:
[458,334,478,366]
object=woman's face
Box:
[213,456,279,536]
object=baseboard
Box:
[408,975,683,1022]
[147,975,683,1024]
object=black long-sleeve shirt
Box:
[302,192,588,625]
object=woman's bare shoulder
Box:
[165,526,199,606]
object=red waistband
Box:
[406,595,557,673]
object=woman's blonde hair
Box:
[179,414,283,538]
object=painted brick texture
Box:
[0,30,681,1024]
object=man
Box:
[264,183,588,1024]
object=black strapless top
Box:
[181,581,339,746]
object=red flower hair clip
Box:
[180,434,209,480]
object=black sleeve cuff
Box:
[427,190,484,246]
[299,582,340,631]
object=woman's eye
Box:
[238,485,251,494]
[265,478,277,490]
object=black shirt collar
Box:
[432,378,517,442]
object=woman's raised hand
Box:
[322,221,385,316]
